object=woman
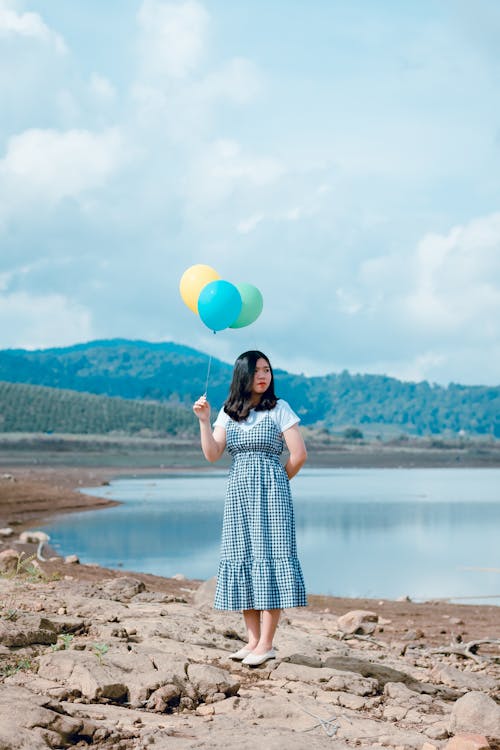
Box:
[193,350,307,666]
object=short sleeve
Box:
[213,408,230,430]
[272,399,300,432]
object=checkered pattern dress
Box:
[214,412,307,610]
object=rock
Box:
[85,577,146,601]
[187,664,240,701]
[449,618,465,626]
[448,692,500,737]
[192,577,217,610]
[384,681,418,701]
[403,627,425,640]
[337,693,367,711]
[422,744,439,750]
[323,655,431,692]
[64,554,80,564]
[145,683,181,712]
[18,531,49,544]
[0,614,57,647]
[426,722,450,740]
[0,527,14,537]
[37,648,189,708]
[383,705,409,721]
[431,665,498,692]
[444,734,491,750]
[283,653,323,668]
[337,609,378,635]
[171,573,186,581]
[0,548,19,573]
[272,662,378,696]
[0,685,96,749]
[397,595,412,602]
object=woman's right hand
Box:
[193,395,211,423]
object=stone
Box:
[146,684,181,712]
[444,734,491,750]
[0,548,19,573]
[0,685,97,750]
[272,662,378,696]
[337,693,366,711]
[85,577,146,601]
[383,705,409,721]
[448,692,500,737]
[323,655,428,692]
[18,531,49,544]
[0,527,14,537]
[337,609,378,635]
[37,648,189,708]
[192,577,217,610]
[64,554,80,564]
[431,665,498,692]
[187,663,240,701]
[0,614,57,647]
[283,653,322,668]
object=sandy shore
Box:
[0,466,498,647]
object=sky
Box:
[1,0,500,385]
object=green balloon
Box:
[229,283,263,328]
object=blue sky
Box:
[1,0,500,385]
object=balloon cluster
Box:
[179,264,263,332]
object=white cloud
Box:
[89,73,116,102]
[406,212,500,332]
[0,291,93,349]
[0,127,125,214]
[137,0,208,79]
[0,1,67,54]
[236,213,264,234]
[184,139,284,209]
[195,57,261,104]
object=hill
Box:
[0,339,499,437]
[0,380,197,437]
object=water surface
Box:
[43,468,500,603]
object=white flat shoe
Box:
[229,647,253,660]
[242,649,276,666]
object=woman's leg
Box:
[242,609,261,649]
[254,609,281,654]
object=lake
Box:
[42,468,500,604]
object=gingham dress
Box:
[214,411,307,610]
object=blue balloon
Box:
[197,280,242,331]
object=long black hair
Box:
[224,350,278,422]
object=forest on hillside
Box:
[0,340,498,436]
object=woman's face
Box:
[251,357,272,397]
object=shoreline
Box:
[1,466,499,646]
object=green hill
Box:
[0,339,498,437]
[0,380,197,436]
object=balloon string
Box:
[203,332,216,397]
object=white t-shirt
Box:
[213,398,300,433]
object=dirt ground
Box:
[0,466,499,650]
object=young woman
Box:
[193,350,307,666]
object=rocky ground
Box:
[0,470,499,749]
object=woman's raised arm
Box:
[193,396,226,463]
[283,424,307,479]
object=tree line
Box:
[0,339,498,436]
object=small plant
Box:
[51,633,74,651]
[2,609,18,621]
[0,657,33,678]
[92,642,109,664]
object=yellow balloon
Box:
[179,264,220,314]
